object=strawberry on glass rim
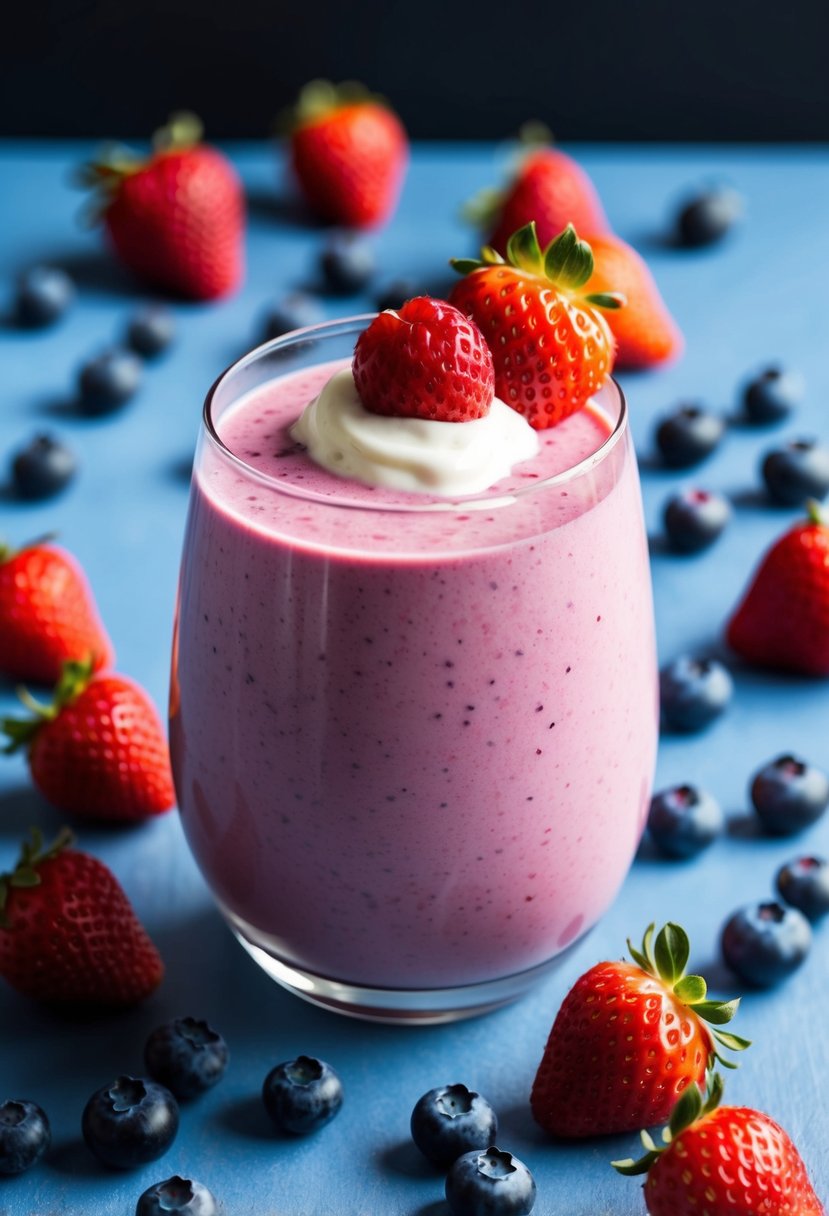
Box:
[449,222,624,430]
[78,113,245,300]
[353,296,495,422]
[613,1073,825,1216]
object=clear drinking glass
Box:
[170,317,658,1023]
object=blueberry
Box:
[81,1075,179,1169]
[144,1016,229,1100]
[675,187,743,248]
[127,306,176,358]
[11,433,77,500]
[663,489,730,554]
[136,1175,218,1216]
[375,279,417,312]
[411,1084,498,1167]
[15,266,74,327]
[749,755,829,836]
[654,405,725,469]
[320,234,376,295]
[776,857,829,921]
[0,1099,50,1176]
[446,1147,536,1216]
[262,292,325,341]
[742,367,805,425]
[647,784,724,859]
[761,439,829,507]
[78,349,143,416]
[659,656,733,733]
[721,902,811,987]
[262,1055,343,1134]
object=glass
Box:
[170,317,658,1024]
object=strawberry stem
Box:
[0,826,74,927]
[612,1073,726,1177]
[1,658,95,755]
[806,499,826,526]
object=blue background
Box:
[1,142,828,1214]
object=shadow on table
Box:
[0,784,57,842]
[380,1139,437,1180]
[46,1136,113,1179]
[213,1094,276,1143]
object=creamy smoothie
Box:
[171,351,657,998]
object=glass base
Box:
[224,907,590,1025]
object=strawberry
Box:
[2,659,175,823]
[584,233,683,368]
[471,144,610,256]
[613,1073,825,1216]
[0,827,163,1007]
[449,223,622,429]
[727,503,829,676]
[531,923,750,1138]
[352,296,494,421]
[79,113,244,300]
[286,80,408,228]
[0,538,114,685]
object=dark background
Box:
[3,0,828,141]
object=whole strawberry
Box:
[80,113,244,300]
[0,539,114,685]
[613,1074,825,1216]
[0,827,163,1007]
[472,143,609,256]
[531,923,749,1138]
[286,80,408,228]
[353,295,494,421]
[584,233,683,368]
[450,222,622,429]
[2,659,175,822]
[727,503,829,676]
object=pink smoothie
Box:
[171,359,657,990]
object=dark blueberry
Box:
[654,405,725,469]
[144,1016,229,1100]
[749,754,829,836]
[11,433,77,500]
[721,902,811,987]
[136,1175,218,1216]
[126,306,176,358]
[675,187,743,248]
[320,234,376,295]
[81,1075,179,1169]
[776,857,829,921]
[647,784,724,859]
[761,439,829,507]
[78,349,143,416]
[262,292,325,341]
[411,1083,498,1167]
[663,489,730,554]
[742,367,805,425]
[262,1055,343,1134]
[15,266,74,327]
[659,656,733,733]
[375,279,417,313]
[446,1147,536,1216]
[0,1099,50,1176]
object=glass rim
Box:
[201,314,629,514]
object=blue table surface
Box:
[1,141,828,1215]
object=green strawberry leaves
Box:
[0,826,74,928]
[450,221,626,311]
[626,923,751,1068]
[612,1073,726,1177]
[2,657,95,755]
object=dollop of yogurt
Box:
[290,367,539,496]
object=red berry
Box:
[81,114,244,301]
[531,924,748,1138]
[0,541,114,685]
[0,828,163,1007]
[353,296,494,422]
[585,232,683,369]
[485,146,609,255]
[726,506,829,676]
[2,660,175,823]
[450,223,618,430]
[288,81,408,228]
